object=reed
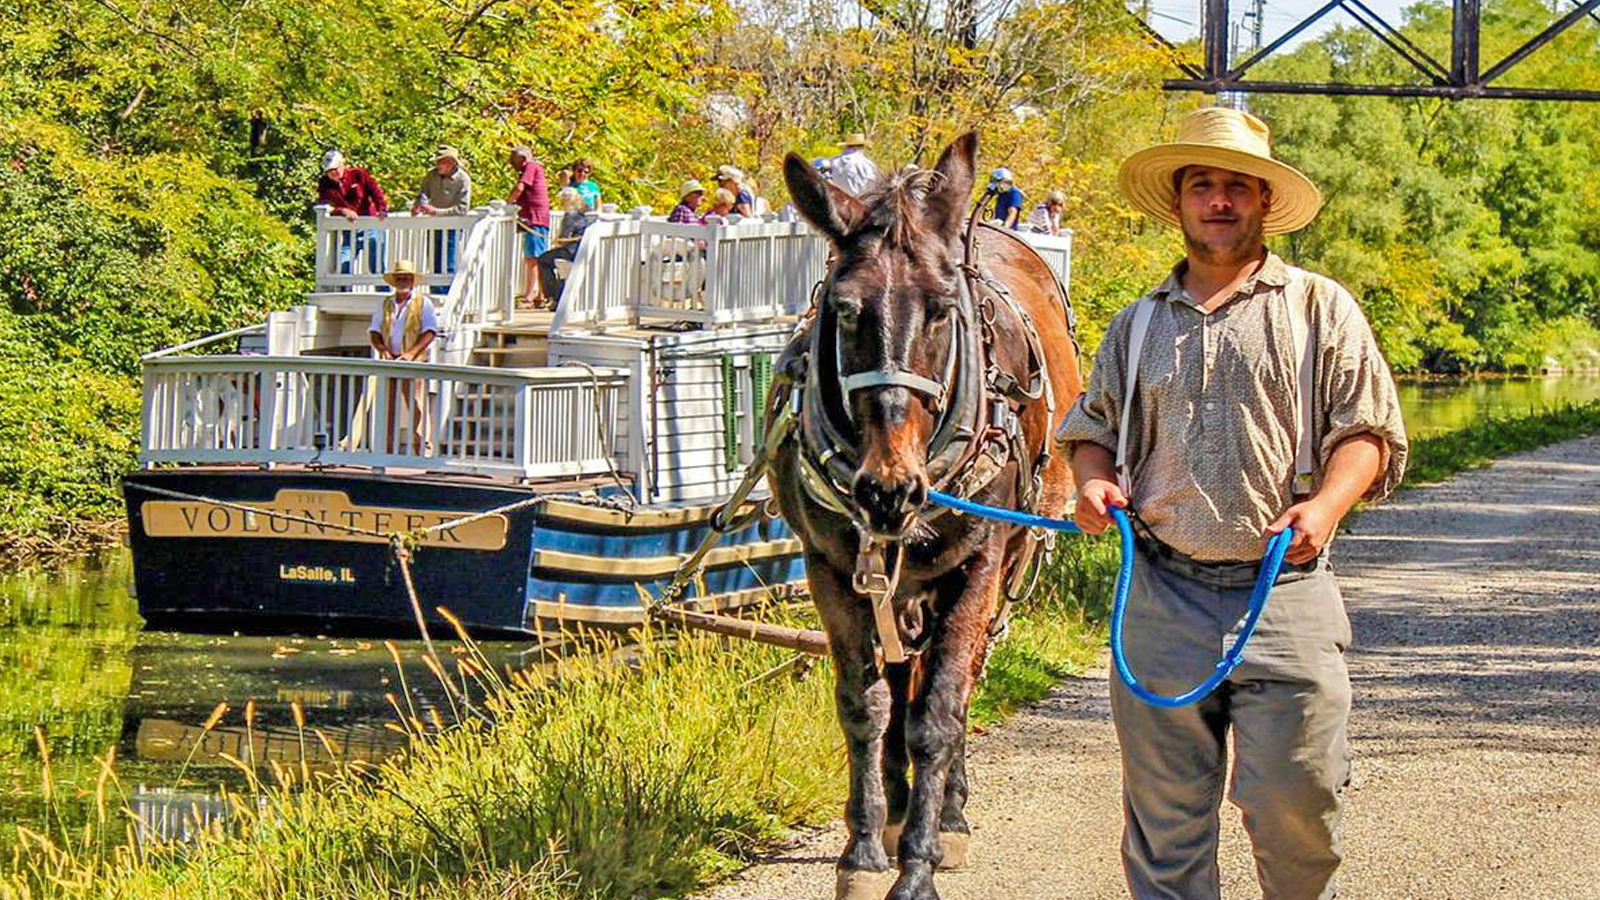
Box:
[4,567,1114,900]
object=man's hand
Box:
[413,203,436,216]
[1266,499,1338,565]
[341,208,358,221]
[1074,477,1129,535]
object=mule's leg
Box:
[889,548,1005,900]
[936,726,971,870]
[812,558,894,900]
[881,659,913,855]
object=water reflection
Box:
[0,553,553,844]
[1398,375,1600,437]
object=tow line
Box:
[927,490,1294,709]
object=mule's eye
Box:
[833,295,862,329]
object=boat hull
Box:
[123,469,805,636]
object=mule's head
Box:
[784,133,979,538]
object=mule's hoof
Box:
[937,830,970,871]
[881,822,903,857]
[835,867,894,900]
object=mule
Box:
[768,133,1084,900]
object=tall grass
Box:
[5,544,1117,900]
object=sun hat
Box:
[321,149,344,172]
[1118,106,1322,235]
[716,165,744,182]
[434,145,461,163]
[679,179,706,199]
[382,259,420,288]
[841,132,870,148]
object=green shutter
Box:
[751,352,773,446]
[722,354,739,471]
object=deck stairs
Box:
[471,311,554,369]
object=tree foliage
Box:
[0,0,1598,545]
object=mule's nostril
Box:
[908,475,928,510]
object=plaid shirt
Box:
[668,202,704,225]
[1056,253,1408,561]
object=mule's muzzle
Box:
[851,469,928,538]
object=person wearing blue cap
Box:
[989,167,1025,229]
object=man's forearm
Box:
[1311,433,1384,519]
[1069,441,1117,489]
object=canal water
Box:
[2,375,1598,843]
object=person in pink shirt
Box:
[505,145,551,307]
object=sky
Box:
[1138,0,1414,51]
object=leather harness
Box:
[777,215,1070,661]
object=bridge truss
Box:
[1143,0,1600,100]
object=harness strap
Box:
[839,368,948,404]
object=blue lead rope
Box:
[927,489,1295,708]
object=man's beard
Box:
[1181,211,1265,266]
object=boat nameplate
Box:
[139,489,509,551]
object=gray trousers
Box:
[1111,553,1352,900]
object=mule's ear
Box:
[923,131,979,242]
[784,152,865,244]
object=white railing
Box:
[430,202,519,364]
[141,356,626,479]
[313,206,509,294]
[1018,229,1073,292]
[552,215,828,334]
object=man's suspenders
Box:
[1115,282,1316,500]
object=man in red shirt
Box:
[318,150,390,281]
[505,145,551,307]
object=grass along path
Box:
[4,542,1118,900]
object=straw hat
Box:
[382,259,420,288]
[841,132,870,148]
[434,145,461,163]
[680,178,706,199]
[1118,107,1322,235]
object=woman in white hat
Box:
[1057,105,1407,900]
[715,165,754,217]
[668,180,707,225]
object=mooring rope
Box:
[928,489,1294,708]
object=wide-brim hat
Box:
[434,145,461,163]
[841,132,870,148]
[680,179,705,199]
[383,259,420,287]
[1118,107,1322,235]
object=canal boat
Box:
[122,202,1072,636]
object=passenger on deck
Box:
[506,145,552,308]
[706,187,737,221]
[569,158,601,210]
[368,260,437,455]
[318,150,389,280]
[829,133,881,196]
[537,188,598,307]
[412,145,473,293]
[1025,190,1066,236]
[716,166,755,217]
[668,180,707,225]
[989,167,1025,229]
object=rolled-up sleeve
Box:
[1055,304,1133,456]
[1316,284,1409,501]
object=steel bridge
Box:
[1142,0,1600,100]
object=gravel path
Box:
[704,435,1600,899]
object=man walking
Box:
[1056,106,1408,900]
[506,145,551,307]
